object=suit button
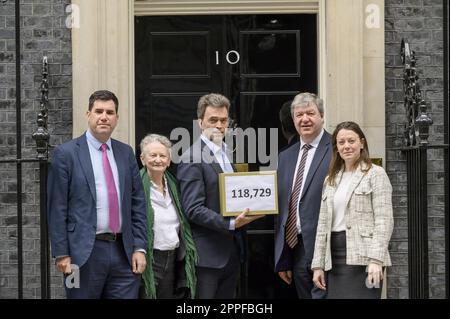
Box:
[347,225,351,230]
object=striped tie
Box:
[285,144,312,249]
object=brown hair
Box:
[197,93,230,119]
[328,121,372,186]
[88,90,119,112]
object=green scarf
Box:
[140,168,198,299]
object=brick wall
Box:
[385,0,446,299]
[0,0,72,299]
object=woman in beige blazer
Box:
[311,121,393,299]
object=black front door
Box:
[135,14,317,298]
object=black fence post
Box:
[33,56,50,299]
[14,0,23,300]
[401,39,434,299]
[405,147,429,298]
[39,162,50,298]
[443,0,449,300]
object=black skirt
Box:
[326,231,382,299]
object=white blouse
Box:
[332,171,353,232]
[150,177,180,251]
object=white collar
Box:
[300,128,324,149]
[86,129,112,150]
[200,134,228,155]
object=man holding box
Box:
[177,93,263,299]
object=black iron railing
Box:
[400,39,449,299]
[443,0,449,300]
[32,56,51,299]
[0,0,51,299]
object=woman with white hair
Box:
[139,134,197,299]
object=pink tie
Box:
[101,143,120,233]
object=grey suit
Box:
[274,131,332,298]
[177,138,243,298]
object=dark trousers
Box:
[65,239,140,299]
[196,245,240,299]
[292,235,327,299]
[153,249,177,299]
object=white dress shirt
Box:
[200,134,235,230]
[200,134,234,173]
[291,129,324,233]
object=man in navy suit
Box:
[177,93,263,298]
[47,90,148,299]
[274,92,331,299]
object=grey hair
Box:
[197,93,230,119]
[139,134,172,157]
[291,92,324,116]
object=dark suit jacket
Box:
[47,133,148,268]
[279,134,300,153]
[177,138,243,269]
[274,131,332,271]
